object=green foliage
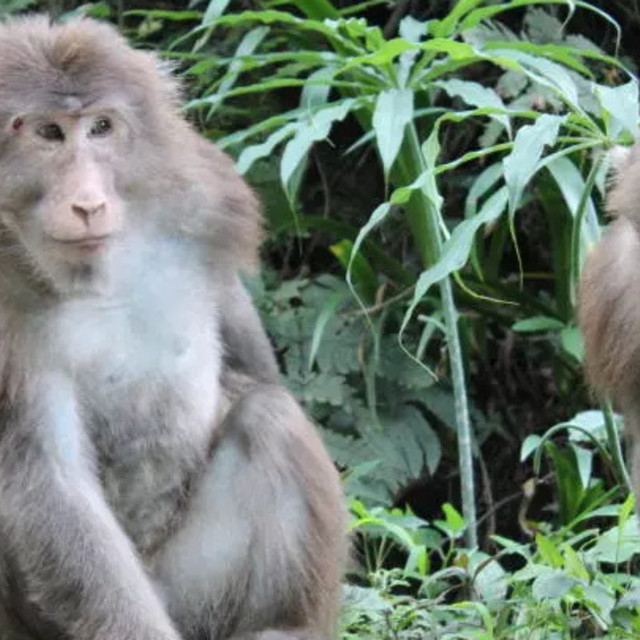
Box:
[346,497,640,638]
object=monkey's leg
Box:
[153,385,345,640]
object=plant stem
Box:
[398,124,478,549]
[603,402,632,493]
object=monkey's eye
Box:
[90,117,112,137]
[36,123,65,142]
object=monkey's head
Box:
[607,144,640,227]
[0,16,261,297]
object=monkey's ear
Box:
[189,137,263,271]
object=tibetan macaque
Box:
[580,144,640,502]
[0,15,345,640]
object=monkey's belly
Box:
[88,366,221,557]
[100,443,204,558]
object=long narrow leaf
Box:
[503,114,564,218]
[372,89,414,178]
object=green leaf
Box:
[464,163,503,218]
[470,551,508,602]
[560,325,584,362]
[307,291,347,372]
[281,101,354,198]
[442,503,465,535]
[405,186,507,314]
[348,203,392,287]
[546,155,600,247]
[521,434,542,462]
[436,79,511,138]
[503,114,563,217]
[125,9,199,20]
[571,444,593,490]
[209,26,269,112]
[202,0,231,25]
[536,533,564,568]
[372,89,414,178]
[236,123,297,175]
[367,407,442,482]
[344,38,416,68]
[512,316,565,333]
[588,516,640,564]
[300,67,335,110]
[286,0,339,20]
[594,81,639,139]
[532,568,578,600]
[430,0,485,37]
[331,239,378,303]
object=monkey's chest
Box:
[54,297,222,556]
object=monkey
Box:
[0,15,345,640]
[580,143,640,504]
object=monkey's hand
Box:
[0,374,181,640]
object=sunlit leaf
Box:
[372,89,413,178]
[503,114,563,217]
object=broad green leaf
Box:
[532,569,578,600]
[399,16,427,43]
[488,48,580,108]
[280,100,354,197]
[512,316,565,332]
[436,78,511,138]
[441,503,465,534]
[367,407,441,481]
[536,534,564,568]
[563,546,589,582]
[405,545,429,575]
[582,583,616,624]
[594,81,639,139]
[503,114,563,217]
[470,551,508,602]
[372,89,413,177]
[588,516,640,564]
[560,325,584,362]
[521,434,542,462]
[566,410,616,443]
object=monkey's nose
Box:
[71,202,107,223]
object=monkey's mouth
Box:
[54,235,110,252]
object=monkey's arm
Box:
[220,273,279,384]
[0,377,181,640]
[580,216,640,404]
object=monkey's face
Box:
[0,107,132,289]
